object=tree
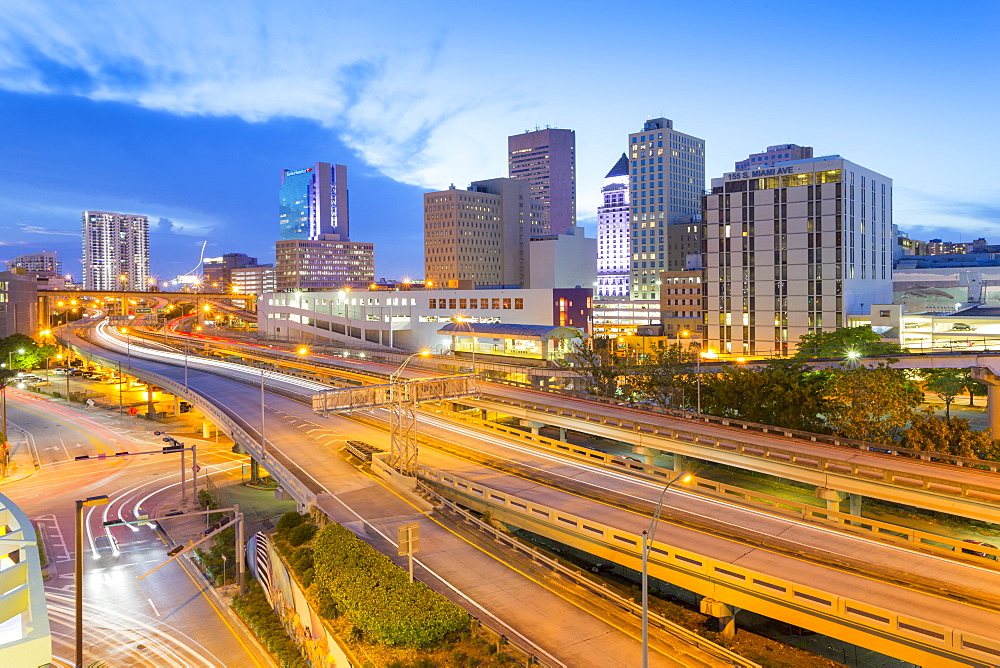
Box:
[0,334,56,371]
[923,369,971,419]
[963,375,988,407]
[902,413,1000,460]
[700,359,827,432]
[563,338,632,400]
[630,342,697,408]
[794,325,902,360]
[823,365,922,443]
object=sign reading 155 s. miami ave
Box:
[723,166,797,180]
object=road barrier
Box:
[420,467,1000,668]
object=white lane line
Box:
[148,597,160,617]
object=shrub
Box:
[312,523,469,646]
[276,511,306,534]
[233,581,308,667]
[286,523,317,547]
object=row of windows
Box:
[428,298,523,310]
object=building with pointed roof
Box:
[597,153,631,297]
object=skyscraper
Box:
[279,162,350,240]
[508,128,576,235]
[703,154,893,356]
[627,118,705,301]
[5,251,62,277]
[82,211,150,291]
[424,179,544,288]
[597,154,631,297]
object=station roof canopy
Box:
[437,323,583,341]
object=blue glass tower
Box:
[279,162,350,240]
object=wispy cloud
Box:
[18,224,79,236]
[0,4,525,191]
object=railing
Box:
[493,392,1000,473]
[62,337,318,508]
[471,395,1000,505]
[0,493,51,664]
[420,468,1000,666]
[429,407,1000,565]
[418,482,759,667]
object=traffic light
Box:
[167,545,184,556]
[162,441,183,453]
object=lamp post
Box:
[696,350,717,415]
[641,472,693,668]
[76,494,110,667]
[0,373,10,477]
[845,349,861,369]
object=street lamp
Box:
[641,472,693,668]
[76,494,110,668]
[845,349,861,369]
[391,350,431,384]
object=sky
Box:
[0,1,998,282]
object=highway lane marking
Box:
[148,598,161,617]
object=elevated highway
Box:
[121,324,1000,524]
[56,319,1000,666]
[57,320,748,667]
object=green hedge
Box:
[233,580,308,667]
[312,523,468,646]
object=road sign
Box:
[397,522,420,583]
[136,308,152,314]
[398,523,419,555]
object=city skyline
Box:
[0,2,997,282]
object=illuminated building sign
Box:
[284,168,313,177]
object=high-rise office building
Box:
[275,235,374,291]
[279,163,350,240]
[597,154,631,297]
[703,154,893,356]
[203,253,259,291]
[5,251,62,277]
[424,179,544,288]
[508,128,576,235]
[734,144,813,171]
[627,118,705,301]
[82,211,150,291]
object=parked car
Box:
[951,323,975,331]
[26,380,52,387]
[51,367,72,375]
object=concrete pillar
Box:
[250,458,261,483]
[971,367,1000,439]
[146,384,156,418]
[672,453,687,473]
[480,409,488,421]
[815,487,850,514]
[631,446,656,465]
[173,396,180,416]
[519,420,545,436]
[849,494,862,517]
[700,598,738,639]
[202,419,211,439]
[558,427,568,442]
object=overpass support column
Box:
[173,396,180,416]
[558,427,568,442]
[202,419,212,439]
[971,367,1000,438]
[672,453,687,473]
[631,446,656,465]
[699,598,738,639]
[146,383,156,418]
[816,488,862,517]
[519,420,545,436]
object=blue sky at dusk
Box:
[0,1,997,282]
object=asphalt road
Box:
[0,390,273,667]
[78,323,1000,644]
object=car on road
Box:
[26,380,52,387]
[961,540,997,559]
[51,367,73,374]
[950,323,975,331]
